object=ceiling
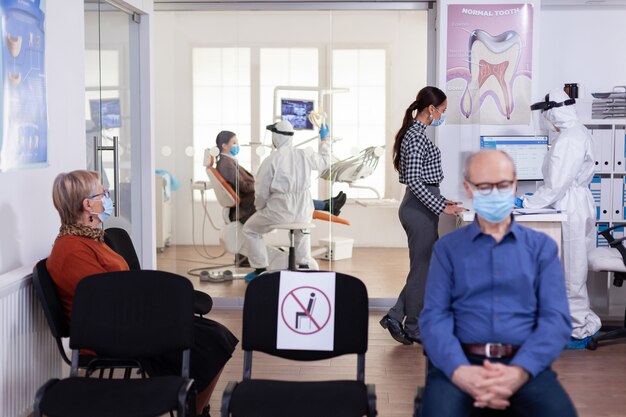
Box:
[152,0,626,7]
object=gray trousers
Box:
[387,187,439,337]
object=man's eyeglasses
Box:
[88,189,110,200]
[466,180,515,196]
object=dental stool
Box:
[587,224,626,350]
[272,222,316,271]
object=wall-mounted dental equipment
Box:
[320,146,385,198]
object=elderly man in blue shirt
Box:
[419,150,577,417]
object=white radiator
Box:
[0,268,61,417]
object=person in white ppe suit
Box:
[243,120,330,281]
[520,88,601,347]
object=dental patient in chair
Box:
[215,130,345,266]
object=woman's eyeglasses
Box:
[88,189,110,200]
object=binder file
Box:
[590,176,602,220]
[623,176,626,220]
[591,129,613,172]
[614,129,626,172]
[591,129,603,169]
[612,178,624,220]
[599,177,612,220]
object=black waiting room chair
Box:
[34,270,197,417]
[32,258,140,378]
[104,227,213,315]
[221,270,377,417]
[103,227,142,270]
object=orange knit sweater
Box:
[46,234,129,320]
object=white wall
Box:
[537,6,626,105]
[153,10,428,247]
[0,0,86,278]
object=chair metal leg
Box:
[221,381,238,417]
[413,386,424,417]
[588,307,626,350]
[34,379,59,417]
[367,383,378,417]
[288,229,296,271]
[177,379,196,417]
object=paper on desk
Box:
[513,208,563,215]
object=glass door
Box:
[85,0,142,252]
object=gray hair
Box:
[463,150,517,180]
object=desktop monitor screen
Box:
[90,98,121,129]
[281,98,314,130]
[480,135,549,181]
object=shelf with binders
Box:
[583,121,626,320]
[586,121,626,248]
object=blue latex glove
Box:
[319,123,329,140]
[515,197,524,208]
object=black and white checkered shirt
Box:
[398,121,446,214]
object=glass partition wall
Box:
[85,1,143,255]
[153,8,429,300]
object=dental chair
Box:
[587,224,626,349]
[320,146,384,198]
[203,150,349,276]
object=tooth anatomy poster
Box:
[446,4,533,125]
[0,0,47,172]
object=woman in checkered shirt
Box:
[380,86,467,345]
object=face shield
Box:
[530,94,576,139]
[266,121,294,148]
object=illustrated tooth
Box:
[6,33,22,58]
[460,81,473,118]
[464,29,521,120]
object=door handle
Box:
[96,136,120,216]
[113,136,120,216]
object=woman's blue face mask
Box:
[98,195,114,222]
[430,106,446,127]
[230,144,240,156]
[89,189,113,222]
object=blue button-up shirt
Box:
[419,218,572,379]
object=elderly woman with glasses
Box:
[46,170,237,417]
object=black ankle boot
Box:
[330,192,347,216]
